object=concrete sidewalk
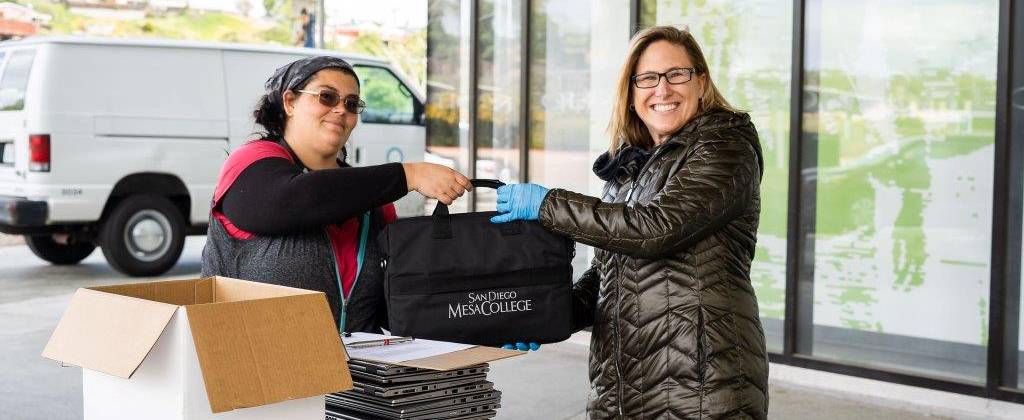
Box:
[1,238,1021,419]
[489,338,958,420]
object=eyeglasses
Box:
[296,89,366,114]
[631,67,698,89]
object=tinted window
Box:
[425,0,472,213]
[0,50,35,111]
[354,65,417,125]
[800,0,997,382]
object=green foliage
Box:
[1,100,24,111]
[266,0,295,23]
[333,30,427,94]
[125,12,264,42]
[363,77,410,113]
[15,0,297,46]
[263,0,277,17]
[10,0,426,85]
[260,23,293,45]
[18,0,86,34]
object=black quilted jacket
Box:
[539,110,768,419]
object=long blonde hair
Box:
[607,26,737,154]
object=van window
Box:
[0,50,35,111]
[353,65,417,125]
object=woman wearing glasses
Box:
[202,56,472,334]
[492,27,768,418]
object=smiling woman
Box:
[630,44,704,143]
[281,68,362,168]
[489,26,768,419]
[200,55,473,334]
[608,28,738,153]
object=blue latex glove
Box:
[490,184,550,223]
[502,342,541,351]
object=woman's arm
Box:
[539,136,760,260]
[221,158,407,235]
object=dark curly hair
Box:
[251,66,359,142]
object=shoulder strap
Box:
[212,140,293,206]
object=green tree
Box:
[334,30,426,94]
[263,0,278,17]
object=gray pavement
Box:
[0,238,955,419]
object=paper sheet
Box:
[341,332,475,363]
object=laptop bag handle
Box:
[431,179,521,239]
[430,179,505,217]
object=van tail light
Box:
[29,134,50,172]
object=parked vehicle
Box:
[0,37,426,276]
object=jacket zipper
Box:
[326,227,346,333]
[612,265,625,419]
[330,211,372,334]
[697,307,706,418]
[615,142,681,417]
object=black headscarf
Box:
[264,55,359,109]
[262,56,359,167]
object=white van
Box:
[0,37,426,276]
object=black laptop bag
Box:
[377,179,575,346]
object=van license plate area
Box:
[0,141,12,166]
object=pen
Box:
[346,337,415,349]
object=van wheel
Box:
[25,234,96,265]
[100,195,185,277]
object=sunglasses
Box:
[296,89,366,114]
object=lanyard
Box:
[335,211,371,334]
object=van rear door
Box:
[0,48,37,190]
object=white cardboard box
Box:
[42,277,353,419]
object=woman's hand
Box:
[502,342,541,351]
[490,184,550,223]
[402,163,473,205]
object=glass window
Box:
[803,0,998,382]
[528,0,592,193]
[528,0,597,278]
[426,0,473,213]
[0,141,12,166]
[0,50,35,111]
[354,65,418,125]
[641,0,792,352]
[475,0,523,210]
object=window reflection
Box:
[803,0,997,382]
[426,0,472,213]
[529,0,596,279]
[475,0,523,211]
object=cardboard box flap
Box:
[210,276,318,303]
[185,293,351,413]
[401,346,523,371]
[91,278,214,306]
[41,288,179,378]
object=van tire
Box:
[100,195,185,277]
[25,235,96,265]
